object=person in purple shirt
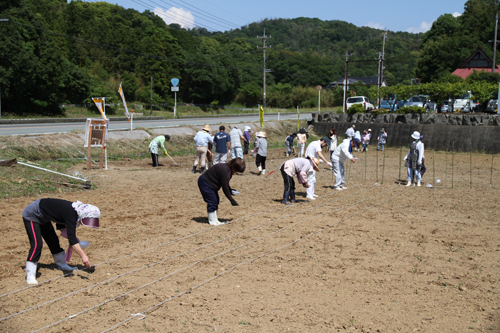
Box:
[243,126,252,155]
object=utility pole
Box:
[0,19,8,118]
[343,51,353,113]
[377,32,387,109]
[150,76,153,116]
[257,29,271,109]
[493,13,498,73]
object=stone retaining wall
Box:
[312,112,500,126]
[310,112,500,154]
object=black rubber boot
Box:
[290,190,296,203]
[282,191,292,205]
[192,166,197,173]
[201,166,206,173]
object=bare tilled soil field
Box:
[0,148,499,332]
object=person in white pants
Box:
[304,137,331,199]
[331,134,356,190]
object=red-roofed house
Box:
[452,46,498,79]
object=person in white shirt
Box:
[304,137,331,199]
[192,124,213,173]
[328,127,338,166]
[404,131,425,187]
[331,133,356,190]
[229,126,247,160]
[280,157,319,205]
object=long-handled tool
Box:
[266,164,282,177]
[166,152,178,165]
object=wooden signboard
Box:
[84,118,108,170]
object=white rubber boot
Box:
[417,181,421,187]
[53,251,77,271]
[26,261,38,285]
[261,169,266,175]
[405,181,412,187]
[208,211,224,226]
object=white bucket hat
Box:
[411,131,421,140]
[244,126,252,132]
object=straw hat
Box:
[202,124,212,132]
[312,158,320,172]
[411,131,420,140]
[256,131,267,138]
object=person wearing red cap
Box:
[22,198,100,285]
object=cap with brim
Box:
[411,131,420,140]
[81,217,99,228]
[312,158,320,172]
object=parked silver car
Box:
[404,96,437,112]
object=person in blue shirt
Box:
[213,125,231,165]
[193,124,214,173]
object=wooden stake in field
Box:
[432,150,435,187]
[490,153,494,188]
[364,149,367,183]
[445,149,448,187]
[399,147,402,183]
[382,148,386,185]
[452,150,455,189]
[469,147,472,189]
[376,148,379,183]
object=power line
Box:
[156,0,240,29]
[131,0,218,31]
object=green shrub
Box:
[347,103,366,114]
[396,106,427,114]
[370,108,388,116]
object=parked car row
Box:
[350,93,498,114]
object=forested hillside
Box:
[416,0,499,83]
[0,0,423,115]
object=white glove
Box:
[327,162,332,167]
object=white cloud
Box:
[406,21,433,34]
[154,7,195,30]
[364,22,386,30]
[452,12,462,17]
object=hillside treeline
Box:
[5,0,486,116]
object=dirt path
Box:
[0,148,499,332]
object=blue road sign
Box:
[171,78,179,87]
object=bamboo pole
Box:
[432,150,435,187]
[399,147,402,183]
[452,150,455,189]
[469,147,472,190]
[364,149,367,183]
[382,148,386,185]
[376,147,379,183]
[490,153,494,188]
[444,149,448,187]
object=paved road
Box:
[0,113,310,136]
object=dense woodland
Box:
[0,0,497,116]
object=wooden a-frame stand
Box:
[85,118,107,170]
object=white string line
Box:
[30,185,382,333]
[1,184,372,324]
[102,185,408,332]
[0,182,361,300]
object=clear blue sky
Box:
[80,0,465,33]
